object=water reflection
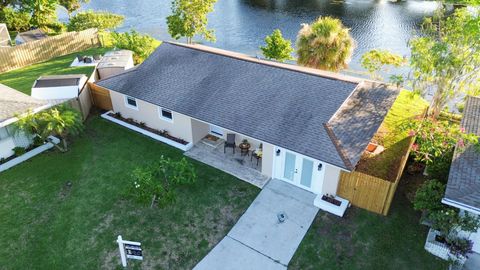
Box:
[81,0,440,72]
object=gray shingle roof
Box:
[96,42,397,170]
[16,29,47,43]
[326,82,400,169]
[0,83,47,123]
[444,96,480,211]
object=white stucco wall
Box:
[0,126,32,159]
[191,119,210,144]
[322,164,342,196]
[261,143,274,178]
[110,91,194,143]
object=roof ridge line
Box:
[323,123,354,171]
[165,41,363,84]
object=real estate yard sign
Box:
[117,235,143,267]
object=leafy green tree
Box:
[111,30,160,64]
[296,16,355,72]
[23,0,58,28]
[129,156,197,207]
[361,49,405,80]
[67,10,124,32]
[409,8,480,119]
[2,7,32,32]
[166,0,217,44]
[14,105,83,152]
[59,0,89,17]
[260,29,294,62]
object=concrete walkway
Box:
[194,179,319,270]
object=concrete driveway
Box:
[194,179,319,270]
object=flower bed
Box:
[0,136,60,173]
[101,111,193,151]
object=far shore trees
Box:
[167,0,217,44]
[296,16,355,72]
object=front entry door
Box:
[281,150,314,189]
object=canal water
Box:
[80,0,439,73]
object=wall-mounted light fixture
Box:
[276,149,281,156]
[318,163,323,171]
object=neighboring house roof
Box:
[96,42,399,170]
[0,83,47,125]
[16,29,47,43]
[33,75,87,88]
[444,96,480,212]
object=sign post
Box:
[117,235,143,267]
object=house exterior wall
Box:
[261,143,274,177]
[0,125,32,159]
[191,119,210,144]
[322,164,342,195]
[110,91,194,143]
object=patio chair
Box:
[224,133,236,154]
[84,57,93,63]
[77,55,84,62]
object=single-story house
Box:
[15,29,47,45]
[0,83,48,159]
[95,42,399,209]
[442,96,480,255]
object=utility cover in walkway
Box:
[194,179,319,270]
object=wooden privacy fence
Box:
[337,137,415,215]
[89,82,113,111]
[0,28,100,73]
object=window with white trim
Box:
[158,107,173,122]
[125,95,138,109]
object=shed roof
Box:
[96,42,398,170]
[33,74,87,88]
[444,96,480,212]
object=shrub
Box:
[128,156,196,207]
[12,146,26,156]
[426,151,453,183]
[260,29,294,62]
[414,179,446,212]
[2,7,31,32]
[67,10,124,32]
[42,21,67,34]
[111,30,160,64]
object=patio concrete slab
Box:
[193,179,318,269]
[185,142,270,188]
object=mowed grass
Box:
[0,116,259,270]
[0,47,111,95]
[290,180,447,270]
[356,90,428,181]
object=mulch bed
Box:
[108,113,189,145]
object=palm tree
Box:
[296,16,355,72]
[14,105,83,152]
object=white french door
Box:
[280,150,315,190]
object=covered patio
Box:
[184,135,270,188]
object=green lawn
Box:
[356,90,428,181]
[0,47,111,95]
[0,116,259,269]
[290,180,447,270]
[0,115,445,270]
